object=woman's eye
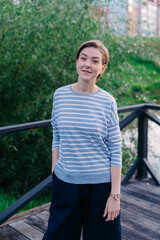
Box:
[92,60,98,63]
[81,57,86,60]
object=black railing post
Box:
[136,110,148,179]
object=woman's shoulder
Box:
[54,85,70,96]
[99,88,116,103]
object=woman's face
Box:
[76,47,106,83]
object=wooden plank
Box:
[9,220,44,240]
[138,181,160,193]
[122,183,160,199]
[0,236,5,240]
[121,199,160,222]
[36,211,49,222]
[121,187,160,205]
[0,225,29,240]
[122,225,153,240]
[123,179,160,194]
[24,215,48,233]
[121,208,160,239]
[1,202,50,226]
[121,190,159,211]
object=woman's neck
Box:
[72,81,99,94]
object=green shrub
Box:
[131,84,144,93]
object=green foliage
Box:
[0,0,96,125]
[0,0,107,197]
[131,84,144,93]
[0,0,160,212]
[0,188,16,212]
[0,128,52,197]
[0,187,51,212]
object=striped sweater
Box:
[51,84,122,184]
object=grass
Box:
[0,189,16,213]
[0,188,51,213]
[118,57,159,104]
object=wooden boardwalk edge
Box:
[1,202,50,227]
[0,179,160,240]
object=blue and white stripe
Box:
[51,84,122,184]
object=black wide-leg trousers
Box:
[42,172,121,240]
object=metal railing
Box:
[0,103,160,225]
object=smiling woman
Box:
[75,47,106,86]
[43,40,122,240]
[76,40,109,81]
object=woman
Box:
[43,40,122,240]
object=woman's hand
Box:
[103,196,120,221]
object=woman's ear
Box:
[100,64,107,74]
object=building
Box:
[93,0,160,36]
[128,0,160,36]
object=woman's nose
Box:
[84,59,91,67]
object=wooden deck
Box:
[0,179,160,240]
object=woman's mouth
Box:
[82,70,92,73]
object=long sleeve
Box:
[51,93,60,150]
[107,100,122,167]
